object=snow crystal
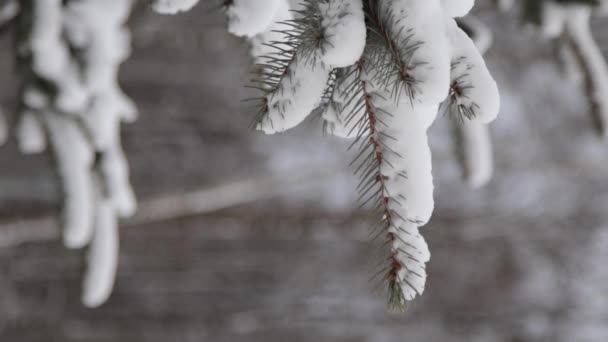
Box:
[43,112,95,250]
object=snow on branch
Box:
[246,0,500,309]
[13,0,137,307]
[448,16,497,188]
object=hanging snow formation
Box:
[150,0,500,309]
[246,0,499,309]
[15,0,136,308]
[450,16,496,188]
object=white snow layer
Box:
[258,54,331,134]
[227,0,283,38]
[151,0,200,14]
[319,0,366,67]
[441,0,474,18]
[382,0,451,105]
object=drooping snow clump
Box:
[16,0,136,308]
[250,0,500,309]
[150,0,200,14]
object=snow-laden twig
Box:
[248,0,499,309]
[148,0,500,310]
[15,0,136,307]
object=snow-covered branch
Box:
[13,0,137,307]
[244,0,500,309]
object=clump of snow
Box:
[42,112,96,249]
[257,54,330,134]
[249,0,293,60]
[20,0,137,307]
[384,0,451,105]
[227,0,283,38]
[446,18,500,123]
[441,0,474,18]
[319,0,366,67]
[16,111,47,154]
[150,0,200,15]
[82,194,119,308]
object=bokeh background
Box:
[1,1,608,341]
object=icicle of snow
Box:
[150,0,199,14]
[16,111,47,154]
[42,112,95,249]
[257,54,331,134]
[454,119,493,188]
[375,100,437,225]
[227,0,283,38]
[381,0,451,105]
[81,191,119,308]
[450,16,496,188]
[446,19,500,123]
[318,0,366,67]
[359,60,440,302]
[440,0,474,18]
